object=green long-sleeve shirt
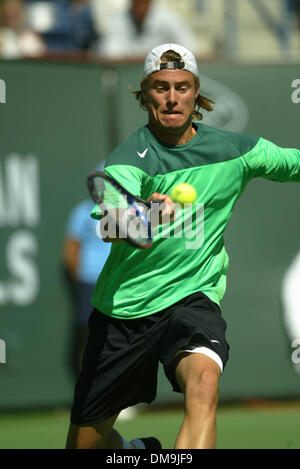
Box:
[90,123,300,319]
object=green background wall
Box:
[0,58,299,408]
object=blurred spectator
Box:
[62,163,111,377]
[26,0,98,52]
[93,0,200,58]
[0,0,46,59]
[69,0,98,50]
[293,0,300,26]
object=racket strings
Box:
[94,178,129,209]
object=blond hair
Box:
[131,49,214,121]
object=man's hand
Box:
[100,193,176,244]
[147,192,176,223]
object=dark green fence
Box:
[0,58,299,408]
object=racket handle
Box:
[149,199,175,225]
[149,200,165,217]
[149,199,165,207]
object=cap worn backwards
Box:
[143,43,199,78]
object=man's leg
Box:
[173,352,221,449]
[65,413,122,449]
[65,414,160,450]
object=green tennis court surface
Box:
[0,403,299,449]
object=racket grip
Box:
[149,199,165,208]
[149,200,165,217]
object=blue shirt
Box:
[66,199,111,284]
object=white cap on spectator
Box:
[143,43,199,78]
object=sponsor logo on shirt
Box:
[137,148,148,158]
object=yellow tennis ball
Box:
[170,183,197,207]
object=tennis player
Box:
[66,43,300,449]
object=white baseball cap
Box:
[143,43,199,78]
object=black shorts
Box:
[70,291,229,426]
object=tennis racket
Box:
[87,171,163,249]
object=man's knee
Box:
[189,369,219,403]
[175,354,220,412]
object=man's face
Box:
[144,69,199,135]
